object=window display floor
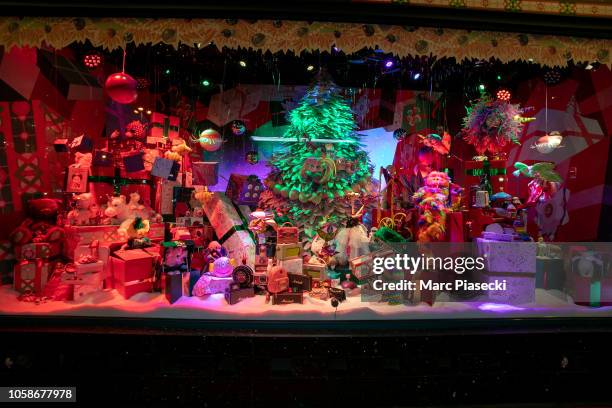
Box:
[1,287,611,321]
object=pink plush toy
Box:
[67,193,99,226]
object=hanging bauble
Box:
[198,128,222,152]
[245,150,259,165]
[393,128,407,140]
[534,131,563,154]
[231,120,247,136]
[105,72,138,104]
[125,120,146,139]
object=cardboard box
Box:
[225,286,255,305]
[75,261,104,276]
[279,257,303,275]
[288,273,312,292]
[151,157,180,181]
[73,283,102,300]
[272,291,304,305]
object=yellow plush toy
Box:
[164,137,192,162]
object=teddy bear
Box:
[9,198,64,253]
[413,171,451,243]
[67,193,99,226]
[103,195,132,225]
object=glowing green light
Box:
[478,84,486,91]
[165,69,171,74]
[202,79,211,86]
[496,75,502,81]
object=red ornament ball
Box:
[126,120,146,139]
[198,129,222,152]
[105,72,138,104]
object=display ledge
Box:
[2,286,612,335]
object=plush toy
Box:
[163,245,189,271]
[67,192,99,226]
[103,195,132,224]
[164,137,192,162]
[10,198,64,247]
[413,171,451,242]
[73,152,93,168]
[121,217,151,249]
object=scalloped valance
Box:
[0,17,609,67]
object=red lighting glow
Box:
[496,88,511,101]
[83,52,102,68]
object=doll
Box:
[413,171,451,243]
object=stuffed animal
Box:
[121,217,151,249]
[10,198,64,247]
[73,152,93,168]
[164,137,192,162]
[67,192,99,226]
[413,171,451,243]
[103,195,132,224]
[163,245,189,271]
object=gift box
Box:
[202,193,256,268]
[110,249,155,298]
[192,273,233,296]
[73,284,102,300]
[288,273,312,292]
[271,291,304,305]
[64,225,123,258]
[277,223,298,245]
[53,139,69,152]
[476,239,537,304]
[122,151,145,173]
[572,249,612,307]
[536,257,565,291]
[17,242,52,261]
[14,259,50,295]
[276,243,301,261]
[192,162,219,186]
[150,112,179,140]
[225,174,263,206]
[279,257,303,275]
[37,50,103,100]
[164,270,190,304]
[225,285,255,305]
[151,157,180,181]
[69,134,94,153]
[93,150,113,167]
[303,262,327,281]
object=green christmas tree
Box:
[260,76,372,234]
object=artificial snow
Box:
[1,286,611,321]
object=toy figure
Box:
[103,195,132,225]
[413,171,451,242]
[164,137,192,162]
[122,217,151,249]
[10,198,64,248]
[73,152,93,168]
[67,192,99,226]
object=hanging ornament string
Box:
[122,48,127,73]
[545,83,548,135]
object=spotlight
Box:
[384,60,394,68]
[133,109,139,114]
[201,79,211,86]
[83,52,102,68]
[239,60,247,67]
[306,65,314,71]
[146,110,152,115]
[413,72,421,80]
[496,88,511,101]
[137,107,144,111]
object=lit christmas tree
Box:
[260,75,372,234]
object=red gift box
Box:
[110,249,155,298]
[16,242,53,261]
[192,162,219,186]
[14,259,50,295]
[150,112,179,140]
